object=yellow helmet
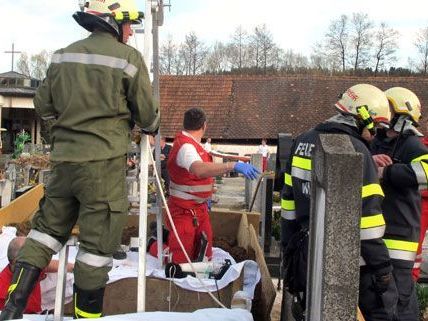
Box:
[73,0,144,37]
[384,87,422,124]
[335,84,391,131]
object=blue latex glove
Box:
[234,162,260,180]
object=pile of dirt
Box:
[121,226,138,245]
[213,236,255,262]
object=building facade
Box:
[0,71,42,153]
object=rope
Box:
[148,150,228,309]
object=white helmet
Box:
[73,0,144,38]
[335,84,391,132]
[385,87,422,124]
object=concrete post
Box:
[306,134,362,321]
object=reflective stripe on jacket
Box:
[372,133,428,268]
[281,121,391,275]
[34,31,159,162]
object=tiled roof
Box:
[0,87,37,97]
[160,75,235,139]
[0,71,35,80]
[160,75,428,139]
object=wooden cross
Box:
[4,43,22,72]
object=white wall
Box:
[3,96,34,109]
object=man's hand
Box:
[234,162,260,180]
[372,154,393,168]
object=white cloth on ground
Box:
[0,229,260,312]
[19,308,254,321]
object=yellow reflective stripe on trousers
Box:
[5,268,24,304]
[360,214,385,229]
[383,239,418,252]
[292,156,312,170]
[281,199,295,211]
[361,184,384,198]
[75,294,102,319]
[284,173,292,186]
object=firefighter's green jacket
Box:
[34,31,159,162]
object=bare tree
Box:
[373,22,399,76]
[31,50,50,80]
[281,49,307,71]
[172,46,186,75]
[159,35,178,75]
[228,26,249,70]
[205,42,229,73]
[269,47,285,70]
[325,15,349,72]
[250,24,275,72]
[349,13,373,70]
[181,32,207,75]
[414,26,428,74]
[16,53,31,76]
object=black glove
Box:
[373,272,393,294]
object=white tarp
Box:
[19,308,253,321]
[0,229,260,311]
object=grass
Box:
[417,283,428,321]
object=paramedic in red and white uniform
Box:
[164,107,260,264]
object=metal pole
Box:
[11,44,14,72]
[152,6,164,267]
[137,0,154,311]
[143,0,153,69]
[137,135,149,312]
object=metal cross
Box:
[4,43,22,72]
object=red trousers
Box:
[262,157,267,172]
[149,202,213,264]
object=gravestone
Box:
[39,169,52,186]
[306,134,362,321]
[0,179,12,206]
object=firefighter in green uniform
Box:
[0,0,159,319]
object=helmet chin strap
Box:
[119,24,124,43]
[356,105,375,135]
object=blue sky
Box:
[1,0,428,73]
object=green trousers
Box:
[18,156,128,290]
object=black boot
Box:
[73,284,105,319]
[0,262,41,321]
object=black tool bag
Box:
[283,227,309,295]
